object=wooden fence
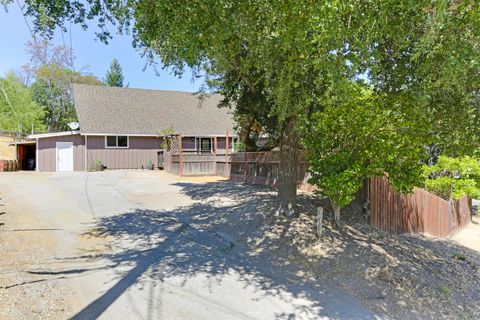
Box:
[166,152,229,176]
[369,176,471,237]
[229,151,314,191]
[164,146,471,237]
[164,149,311,187]
[0,160,19,172]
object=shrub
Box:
[422,156,480,200]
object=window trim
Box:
[105,135,129,149]
[195,137,213,153]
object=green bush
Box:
[422,156,480,200]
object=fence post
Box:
[244,143,248,183]
[316,207,324,238]
[179,134,183,177]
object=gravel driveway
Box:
[0,171,381,320]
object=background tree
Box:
[422,156,480,201]
[0,72,45,134]
[104,58,124,87]
[24,40,102,131]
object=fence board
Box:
[369,176,471,237]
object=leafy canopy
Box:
[422,156,480,200]
[0,73,45,134]
[303,82,429,207]
[302,1,480,207]
[23,40,103,131]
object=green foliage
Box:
[104,59,124,87]
[158,127,175,136]
[0,73,45,134]
[90,159,104,171]
[422,156,480,200]
[23,40,102,132]
[303,82,428,207]
[31,64,102,132]
[159,127,175,149]
[439,286,450,296]
[452,253,467,261]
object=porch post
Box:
[213,135,217,175]
[84,135,88,171]
[226,129,229,162]
[35,138,39,171]
[225,129,229,178]
[179,134,183,177]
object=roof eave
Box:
[28,131,81,139]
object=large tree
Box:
[104,58,125,87]
[0,72,45,134]
[9,0,479,219]
[24,40,103,131]
[309,1,479,224]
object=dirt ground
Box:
[0,189,75,319]
[1,171,479,319]
[148,179,480,319]
[252,196,480,320]
[0,171,377,320]
[452,216,480,251]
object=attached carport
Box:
[9,140,37,170]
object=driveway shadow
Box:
[62,181,379,320]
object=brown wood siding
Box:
[369,176,471,237]
[86,136,162,170]
[37,135,85,172]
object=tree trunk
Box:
[330,198,341,228]
[277,116,299,217]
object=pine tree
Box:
[104,59,124,87]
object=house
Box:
[27,84,236,172]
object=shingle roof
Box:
[72,84,235,136]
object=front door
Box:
[56,142,74,172]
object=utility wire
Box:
[15,0,38,47]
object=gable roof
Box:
[72,84,235,136]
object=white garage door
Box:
[56,142,74,172]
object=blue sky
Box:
[0,3,201,92]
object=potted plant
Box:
[95,160,104,171]
[146,159,154,170]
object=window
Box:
[106,136,129,148]
[106,136,117,147]
[201,138,212,153]
[117,136,128,147]
[194,137,213,153]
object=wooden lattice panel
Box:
[169,135,181,155]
